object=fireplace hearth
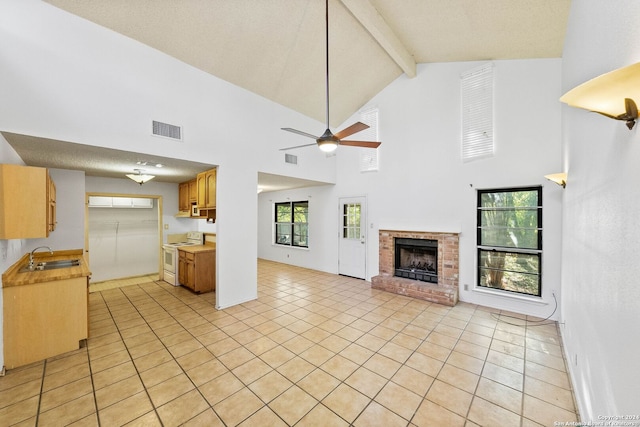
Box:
[372,230,460,306]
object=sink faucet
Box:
[29,246,53,269]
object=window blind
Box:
[461,63,494,162]
[359,107,379,172]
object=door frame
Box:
[84,192,163,281]
[338,195,368,279]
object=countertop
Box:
[178,244,216,254]
[2,249,91,288]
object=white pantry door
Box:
[338,196,367,279]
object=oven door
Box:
[163,245,177,273]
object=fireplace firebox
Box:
[394,238,438,283]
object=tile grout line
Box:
[95,284,164,425]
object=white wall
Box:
[0,0,340,314]
[88,202,159,282]
[258,184,337,272]
[560,0,640,418]
[260,59,564,320]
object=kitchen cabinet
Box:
[48,172,57,234]
[88,196,153,208]
[178,246,215,293]
[178,181,190,212]
[2,250,90,369]
[3,277,88,369]
[197,168,217,210]
[188,179,198,203]
[0,164,55,239]
[178,179,199,216]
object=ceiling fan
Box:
[280,0,381,153]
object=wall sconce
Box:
[126,169,155,185]
[560,62,640,130]
[545,172,567,188]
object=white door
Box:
[338,196,367,279]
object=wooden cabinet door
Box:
[0,164,48,239]
[185,255,196,291]
[188,179,198,203]
[178,250,186,285]
[47,173,56,234]
[196,172,207,209]
[178,182,190,211]
[205,169,216,209]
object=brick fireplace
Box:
[371,229,460,306]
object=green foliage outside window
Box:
[275,201,308,247]
[477,188,542,296]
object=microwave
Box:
[191,204,200,216]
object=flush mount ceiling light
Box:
[126,169,155,185]
[560,62,640,130]
[544,172,567,188]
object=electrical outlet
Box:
[575,354,578,366]
[164,224,169,230]
[464,284,469,291]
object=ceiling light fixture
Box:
[126,169,155,185]
[560,62,640,130]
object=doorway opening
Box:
[85,193,163,286]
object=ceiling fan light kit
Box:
[560,61,640,130]
[280,0,381,152]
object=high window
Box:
[477,187,542,297]
[275,201,308,248]
[461,63,494,162]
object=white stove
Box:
[162,231,203,286]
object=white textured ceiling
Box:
[44,0,571,126]
[9,0,571,190]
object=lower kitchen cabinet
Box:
[178,246,215,293]
[3,276,88,369]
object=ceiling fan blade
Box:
[281,128,318,139]
[279,142,318,151]
[335,122,369,140]
[339,140,381,149]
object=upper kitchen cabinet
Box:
[0,164,56,239]
[178,181,190,212]
[188,179,197,204]
[197,168,216,210]
[48,173,56,234]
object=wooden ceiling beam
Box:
[340,0,416,78]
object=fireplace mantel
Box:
[372,229,460,306]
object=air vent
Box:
[152,120,182,140]
[285,153,298,165]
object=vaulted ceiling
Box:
[7,0,571,188]
[44,0,571,126]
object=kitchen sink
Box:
[19,259,81,272]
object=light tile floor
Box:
[89,274,160,293]
[0,260,579,426]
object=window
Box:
[461,63,494,162]
[275,201,308,247]
[342,203,361,239]
[359,107,379,172]
[477,187,542,297]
